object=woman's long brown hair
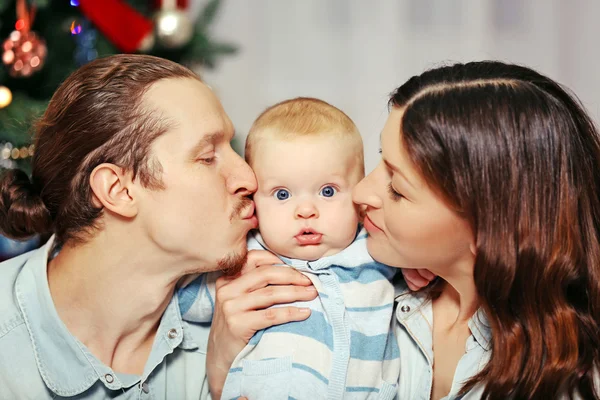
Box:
[391,61,600,399]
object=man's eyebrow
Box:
[190,131,225,155]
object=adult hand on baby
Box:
[401,268,437,291]
[207,249,318,400]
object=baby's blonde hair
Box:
[245,97,364,175]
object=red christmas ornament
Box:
[2,30,47,78]
[1,0,47,78]
[78,0,196,53]
[78,0,155,53]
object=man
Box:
[0,54,314,399]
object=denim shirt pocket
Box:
[240,356,292,400]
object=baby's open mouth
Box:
[295,229,322,245]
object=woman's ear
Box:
[469,241,476,256]
[89,163,138,218]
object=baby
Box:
[181,98,400,400]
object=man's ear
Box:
[89,163,138,218]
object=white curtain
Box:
[202,0,600,172]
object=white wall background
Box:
[201,0,600,172]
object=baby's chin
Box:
[278,244,347,261]
[289,248,327,261]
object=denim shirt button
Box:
[104,373,114,383]
[400,305,411,313]
[167,328,178,339]
[140,382,150,394]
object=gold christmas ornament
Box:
[154,9,193,49]
[154,0,193,50]
[0,86,12,108]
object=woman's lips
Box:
[363,214,383,233]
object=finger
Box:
[223,284,318,315]
[404,275,423,292]
[402,269,430,286]
[401,269,420,285]
[403,274,419,291]
[417,269,436,281]
[405,279,419,291]
[403,271,429,290]
[231,306,312,334]
[217,250,289,288]
[409,274,430,288]
[240,250,286,275]
[219,265,313,298]
[215,275,229,290]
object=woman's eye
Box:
[320,186,337,198]
[387,183,404,201]
[274,189,291,201]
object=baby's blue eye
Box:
[320,186,336,198]
[274,189,290,201]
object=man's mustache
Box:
[231,197,253,221]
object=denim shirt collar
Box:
[468,308,492,351]
[14,236,200,397]
[395,283,492,351]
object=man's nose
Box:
[227,152,257,196]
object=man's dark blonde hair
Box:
[0,54,200,245]
[245,97,364,173]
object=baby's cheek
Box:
[333,206,361,248]
[255,208,287,242]
[253,199,270,224]
[256,210,276,235]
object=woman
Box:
[212,61,600,400]
[352,61,600,399]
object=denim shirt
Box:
[394,284,491,400]
[0,237,211,400]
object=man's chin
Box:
[218,248,248,277]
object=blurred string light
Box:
[0,142,34,169]
[70,0,97,66]
[70,21,82,35]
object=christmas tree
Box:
[0,0,236,173]
[0,0,236,260]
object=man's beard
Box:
[219,196,253,276]
[218,247,249,277]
